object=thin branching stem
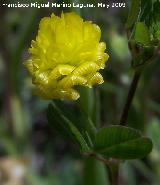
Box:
[120,70,142,125]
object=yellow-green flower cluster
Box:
[24,12,109,100]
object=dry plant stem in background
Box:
[0,7,14,135]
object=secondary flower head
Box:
[24,12,109,100]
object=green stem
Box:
[108,1,142,184]
[126,0,140,29]
[109,163,119,185]
[90,154,120,185]
[120,70,142,125]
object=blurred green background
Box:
[0,0,160,184]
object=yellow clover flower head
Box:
[24,12,109,100]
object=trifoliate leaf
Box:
[94,126,153,159]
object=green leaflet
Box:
[47,103,91,153]
[94,126,153,159]
[134,22,151,45]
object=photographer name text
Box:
[2,2,126,9]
